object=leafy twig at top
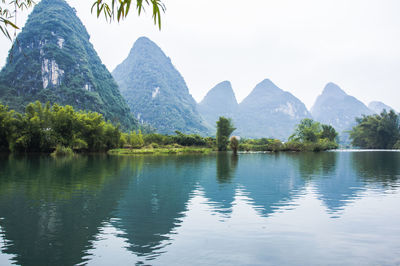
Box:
[0,0,35,41]
[91,0,166,30]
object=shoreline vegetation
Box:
[6,101,399,156]
[108,146,212,155]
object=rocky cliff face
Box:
[311,83,373,141]
[112,37,209,135]
[198,81,238,129]
[0,0,137,129]
[236,79,311,140]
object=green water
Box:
[0,151,399,265]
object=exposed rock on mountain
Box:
[0,0,137,129]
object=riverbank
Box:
[108,142,338,156]
[108,146,213,155]
[238,140,339,152]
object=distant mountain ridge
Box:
[199,79,311,140]
[112,37,209,135]
[311,82,373,142]
[237,79,311,139]
[198,81,238,129]
[0,0,137,129]
[199,80,392,141]
[368,101,396,114]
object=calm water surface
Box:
[0,151,399,265]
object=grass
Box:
[108,146,213,155]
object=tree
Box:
[288,118,339,151]
[350,110,400,149]
[229,136,239,155]
[0,103,19,151]
[0,101,125,153]
[320,124,338,142]
[0,0,34,40]
[216,117,235,151]
[92,0,165,29]
[289,118,321,143]
[1,0,165,40]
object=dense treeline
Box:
[131,131,216,148]
[285,118,339,151]
[350,110,400,149]
[0,101,216,153]
[0,102,341,154]
[0,101,122,153]
[239,119,339,152]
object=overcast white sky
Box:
[1,0,399,110]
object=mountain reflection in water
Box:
[0,151,399,265]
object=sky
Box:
[0,0,399,111]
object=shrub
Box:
[393,140,400,149]
[51,145,74,156]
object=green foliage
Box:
[0,103,19,152]
[229,136,239,154]
[108,146,211,155]
[91,0,165,29]
[0,101,124,153]
[290,118,321,142]
[216,117,235,151]
[393,140,400,150]
[141,131,213,147]
[238,119,338,152]
[51,145,74,156]
[239,138,283,152]
[281,139,338,152]
[0,0,138,130]
[320,124,338,142]
[143,133,173,146]
[112,37,208,135]
[287,118,338,151]
[173,131,207,146]
[350,110,400,149]
[123,130,145,148]
[0,0,35,40]
[1,0,165,40]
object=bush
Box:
[282,141,304,151]
[238,138,283,152]
[143,133,173,145]
[172,131,207,146]
[393,140,400,149]
[51,145,74,156]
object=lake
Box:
[0,151,399,265]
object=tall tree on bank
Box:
[229,136,239,155]
[216,117,235,151]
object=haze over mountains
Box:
[0,0,395,141]
[0,0,137,129]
